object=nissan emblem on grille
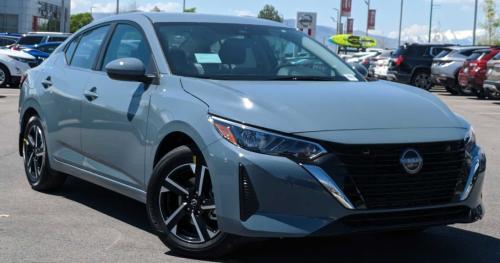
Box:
[400,149,423,174]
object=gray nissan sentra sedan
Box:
[18,13,486,258]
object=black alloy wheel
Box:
[147,146,241,259]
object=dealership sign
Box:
[341,0,352,17]
[297,12,317,37]
[368,9,376,30]
[347,18,354,34]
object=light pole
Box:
[472,0,478,45]
[364,0,371,36]
[116,0,119,14]
[428,0,434,43]
[333,8,341,35]
[398,0,404,46]
[183,0,186,12]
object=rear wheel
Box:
[412,71,432,90]
[0,64,11,88]
[147,145,241,259]
[22,116,66,191]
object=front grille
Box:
[341,206,470,229]
[326,140,467,209]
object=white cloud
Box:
[71,1,181,14]
[137,3,181,12]
[388,23,486,44]
[232,9,255,17]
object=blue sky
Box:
[71,0,499,41]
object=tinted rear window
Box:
[467,52,485,61]
[434,50,450,58]
[393,45,427,57]
[18,36,44,45]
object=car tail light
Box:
[395,55,404,66]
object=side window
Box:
[101,24,154,72]
[71,25,110,69]
[64,37,78,63]
[48,36,67,42]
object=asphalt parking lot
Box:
[0,87,499,262]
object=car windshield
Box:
[18,36,44,45]
[155,23,362,81]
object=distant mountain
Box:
[284,19,398,50]
[285,19,484,50]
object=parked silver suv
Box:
[431,46,488,94]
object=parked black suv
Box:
[388,43,454,90]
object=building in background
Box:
[0,0,70,33]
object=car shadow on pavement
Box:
[55,176,153,233]
[55,177,500,263]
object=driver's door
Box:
[81,23,157,189]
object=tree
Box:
[70,13,93,33]
[184,7,196,13]
[258,5,283,22]
[481,0,500,45]
[151,5,161,12]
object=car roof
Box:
[0,35,19,40]
[96,12,287,28]
[473,49,492,53]
[448,46,489,51]
[23,32,71,37]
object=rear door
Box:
[80,22,157,189]
[38,25,111,167]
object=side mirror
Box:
[105,57,154,83]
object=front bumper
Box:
[387,70,411,84]
[205,139,486,238]
[483,80,500,93]
[431,74,455,87]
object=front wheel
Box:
[412,71,432,90]
[0,64,11,88]
[146,146,242,259]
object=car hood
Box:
[0,49,35,59]
[180,78,465,133]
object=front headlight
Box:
[8,55,32,64]
[210,116,327,161]
[465,127,476,156]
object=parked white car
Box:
[0,49,35,87]
[346,51,378,64]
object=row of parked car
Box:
[0,32,70,88]
[348,44,500,100]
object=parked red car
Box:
[458,47,500,98]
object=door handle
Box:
[84,87,98,101]
[41,76,52,89]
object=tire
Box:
[473,87,486,99]
[411,71,432,90]
[445,85,458,95]
[383,227,427,236]
[0,64,11,88]
[22,116,67,191]
[146,145,242,259]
